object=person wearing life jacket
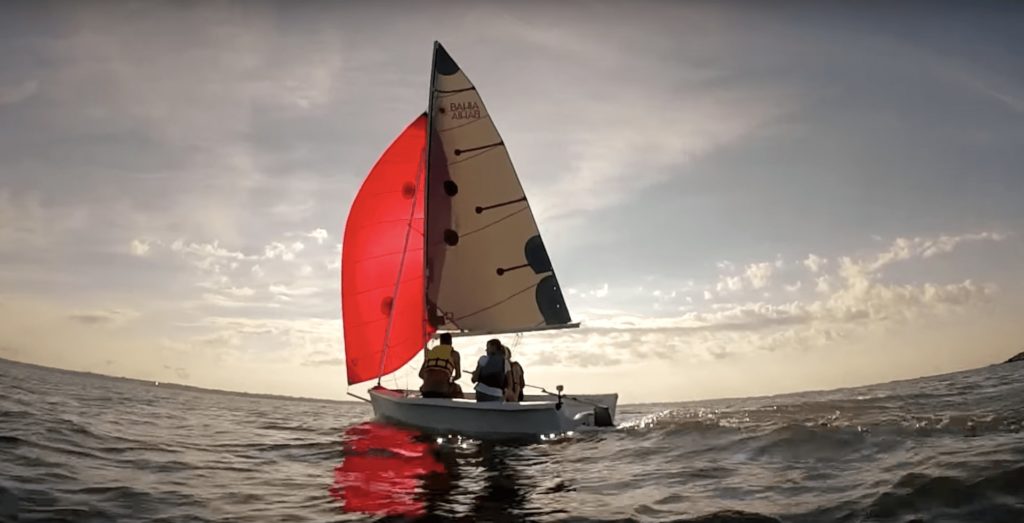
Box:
[503,345,526,402]
[419,333,462,398]
[471,339,511,402]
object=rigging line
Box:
[453,282,539,322]
[351,268,432,296]
[460,207,528,239]
[447,315,464,331]
[374,154,426,385]
[352,217,420,227]
[352,247,424,265]
[426,298,458,325]
[437,115,492,133]
[454,141,503,156]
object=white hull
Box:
[368,387,618,440]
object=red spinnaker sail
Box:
[342,114,432,385]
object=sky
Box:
[1,0,1022,403]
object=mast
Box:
[423,41,439,347]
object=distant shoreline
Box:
[4,352,1021,406]
[0,356,359,405]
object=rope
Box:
[523,383,610,409]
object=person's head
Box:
[503,345,512,361]
[439,333,452,345]
[486,338,502,355]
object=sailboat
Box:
[340,42,618,440]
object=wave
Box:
[546,511,781,523]
[616,404,1024,441]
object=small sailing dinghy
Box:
[340,42,618,440]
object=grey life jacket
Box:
[478,353,507,390]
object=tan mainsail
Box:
[424,43,573,335]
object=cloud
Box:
[804,254,827,273]
[130,239,153,256]
[937,62,1024,114]
[171,239,249,260]
[263,241,305,261]
[714,259,781,294]
[305,228,328,245]
[0,79,38,106]
[201,293,278,309]
[223,287,255,297]
[302,355,345,367]
[531,231,1005,367]
[744,262,776,290]
[67,308,138,326]
[716,275,744,293]
[474,9,802,230]
[866,232,1007,272]
[269,284,320,297]
[0,189,89,249]
[185,316,343,368]
[815,276,832,294]
[162,365,191,380]
[588,283,609,298]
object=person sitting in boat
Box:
[418,333,462,398]
[470,339,510,402]
[503,345,526,402]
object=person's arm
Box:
[452,352,462,382]
[470,356,481,383]
[418,359,428,380]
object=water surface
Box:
[2,358,1022,522]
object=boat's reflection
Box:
[329,422,447,517]
[330,421,554,520]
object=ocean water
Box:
[1,358,1022,522]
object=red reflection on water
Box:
[329,422,446,517]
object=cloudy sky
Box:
[2,0,1022,403]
